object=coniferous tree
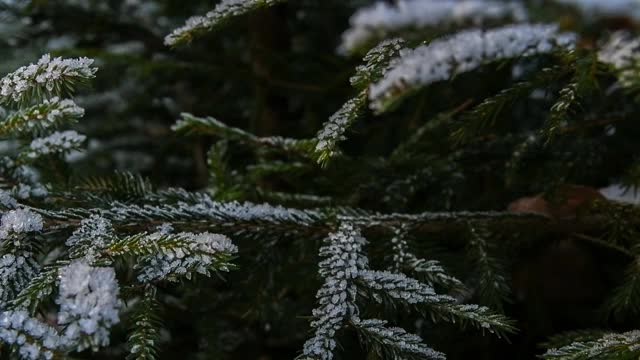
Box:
[2,0,640,359]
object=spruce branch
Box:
[464,222,511,313]
[602,252,640,319]
[357,270,515,338]
[164,0,287,47]
[313,90,367,167]
[0,236,39,308]
[19,130,86,163]
[0,98,84,138]
[389,225,464,291]
[541,329,609,351]
[351,317,445,360]
[542,330,640,360]
[126,286,163,360]
[173,113,312,156]
[0,54,97,107]
[543,53,601,142]
[71,171,154,202]
[350,39,406,90]
[451,65,569,145]
[10,265,62,315]
[369,24,576,113]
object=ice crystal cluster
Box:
[56,261,122,351]
[26,130,86,159]
[0,310,61,360]
[369,24,576,111]
[0,54,97,104]
[136,231,238,282]
[340,0,528,54]
[0,208,43,240]
[164,0,284,46]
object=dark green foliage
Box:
[3,1,640,360]
[127,286,163,360]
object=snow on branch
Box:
[0,245,39,307]
[313,90,367,166]
[369,24,576,113]
[56,261,122,352]
[300,223,367,360]
[24,130,86,160]
[542,330,640,359]
[351,317,445,360]
[357,269,454,305]
[0,208,43,240]
[0,97,84,137]
[0,54,97,106]
[300,222,514,360]
[340,0,528,55]
[135,231,237,282]
[0,310,63,360]
[164,0,286,47]
[351,38,406,90]
[389,225,464,290]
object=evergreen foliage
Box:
[2,0,640,359]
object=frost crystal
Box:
[340,0,528,54]
[27,130,86,159]
[0,97,84,136]
[0,249,38,306]
[369,24,576,112]
[544,330,640,358]
[65,215,114,261]
[56,261,122,352]
[0,310,62,360]
[358,269,455,305]
[164,0,285,46]
[107,198,318,225]
[0,208,43,239]
[389,225,463,289]
[136,231,238,282]
[351,317,446,360]
[301,223,368,360]
[0,54,97,104]
[313,91,366,164]
[350,38,406,89]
